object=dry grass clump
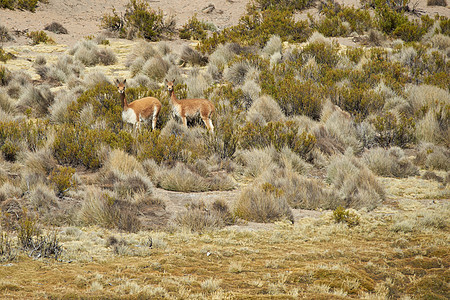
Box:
[16,85,54,117]
[258,167,340,210]
[79,187,142,232]
[224,60,252,86]
[235,147,277,178]
[363,147,419,178]
[27,183,59,214]
[240,79,261,109]
[184,68,212,98]
[101,149,153,198]
[142,56,169,81]
[327,153,384,210]
[429,34,450,50]
[261,35,282,58]
[234,180,294,223]
[181,46,208,66]
[154,162,234,192]
[0,93,14,114]
[36,55,84,85]
[69,39,117,66]
[414,143,450,171]
[174,200,234,232]
[391,205,449,233]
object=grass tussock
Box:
[174,200,234,232]
[234,180,294,223]
[414,143,450,171]
[327,153,385,210]
[363,147,419,178]
[69,39,117,66]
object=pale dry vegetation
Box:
[0,0,449,298]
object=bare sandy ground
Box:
[0,0,448,47]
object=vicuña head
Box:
[165,79,215,132]
[115,79,161,131]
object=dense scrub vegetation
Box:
[0,1,449,297]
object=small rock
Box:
[202,4,215,14]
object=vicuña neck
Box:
[120,92,128,109]
[170,90,180,104]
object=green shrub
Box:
[136,129,185,164]
[260,71,323,119]
[0,120,48,152]
[0,48,14,62]
[0,0,15,9]
[333,206,360,227]
[254,0,311,11]
[49,166,76,197]
[375,4,408,35]
[336,86,384,122]
[238,121,316,160]
[52,124,102,169]
[27,31,55,45]
[372,112,416,147]
[17,209,39,249]
[199,7,311,53]
[393,15,434,42]
[101,0,173,41]
[179,14,210,40]
[0,139,20,162]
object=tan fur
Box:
[116,79,162,130]
[165,79,215,132]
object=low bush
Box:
[49,166,76,197]
[238,121,316,160]
[427,0,447,6]
[27,31,55,45]
[363,147,419,178]
[333,206,360,227]
[179,14,210,41]
[101,0,174,41]
[69,39,117,66]
[44,22,68,34]
[371,112,416,147]
[415,143,450,171]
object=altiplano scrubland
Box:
[0,0,449,298]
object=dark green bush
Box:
[199,7,311,53]
[375,3,408,35]
[179,14,210,40]
[27,31,55,45]
[136,129,185,164]
[0,139,20,162]
[0,48,14,62]
[261,70,323,119]
[336,86,384,122]
[372,112,416,147]
[393,15,434,42]
[254,0,311,11]
[101,0,173,41]
[52,124,102,169]
[333,206,360,227]
[239,121,316,160]
[1,0,45,11]
[49,166,76,197]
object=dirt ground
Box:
[0,0,448,47]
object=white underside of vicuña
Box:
[122,108,137,124]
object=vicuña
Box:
[165,79,215,132]
[115,79,161,131]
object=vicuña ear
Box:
[172,79,175,84]
[123,79,126,84]
[165,78,168,83]
[115,79,119,85]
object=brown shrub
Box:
[363,147,419,178]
